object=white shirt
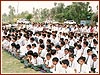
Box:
[45,58,52,67]
[69,39,74,47]
[75,49,82,60]
[31,47,38,53]
[76,63,89,73]
[60,67,75,73]
[82,47,89,57]
[90,59,98,70]
[69,59,78,70]
[60,53,69,61]
[50,62,62,73]
[56,50,63,59]
[31,56,43,66]
[40,49,47,58]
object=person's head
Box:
[77,56,86,65]
[39,44,45,50]
[46,39,51,44]
[26,44,31,50]
[64,48,69,55]
[69,54,74,62]
[52,34,56,39]
[2,36,6,41]
[76,44,81,50]
[33,52,38,59]
[39,39,43,44]
[61,59,69,68]
[60,41,65,47]
[32,43,36,49]
[51,43,54,47]
[93,39,98,46]
[46,53,51,60]
[59,38,64,42]
[15,44,20,50]
[87,49,92,55]
[83,41,88,47]
[52,57,59,65]
[42,34,46,38]
[51,49,56,55]
[65,39,68,44]
[30,37,34,43]
[69,49,74,55]
[55,45,61,51]
[11,43,16,48]
[92,54,97,61]
[27,50,33,57]
[17,36,21,40]
[12,38,17,42]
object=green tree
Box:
[26,14,33,21]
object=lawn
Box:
[2,50,41,74]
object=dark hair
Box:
[77,56,86,63]
[32,43,36,47]
[64,48,69,51]
[11,43,16,47]
[47,39,51,43]
[83,41,88,46]
[87,49,92,53]
[47,45,51,49]
[15,44,20,49]
[92,54,97,59]
[51,49,56,55]
[76,44,81,49]
[33,52,38,57]
[27,50,33,55]
[61,41,65,46]
[60,38,64,41]
[69,49,74,54]
[62,59,69,66]
[46,53,51,57]
[42,34,46,37]
[69,54,74,58]
[52,57,59,62]
[30,37,34,41]
[27,44,31,48]
[51,43,54,46]
[40,44,45,49]
[65,39,68,41]
[55,45,61,49]
[39,39,43,44]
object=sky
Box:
[1,1,99,15]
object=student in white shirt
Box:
[85,49,92,66]
[76,56,89,73]
[75,44,82,60]
[38,44,47,60]
[51,49,59,60]
[69,36,74,47]
[90,54,98,73]
[82,41,89,57]
[64,39,69,48]
[50,57,62,73]
[60,59,75,73]
[55,45,63,59]
[31,52,44,71]
[60,48,69,61]
[31,43,38,53]
[23,50,34,68]
[60,41,65,53]
[69,54,78,71]
[42,53,52,73]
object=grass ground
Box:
[2,50,41,74]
